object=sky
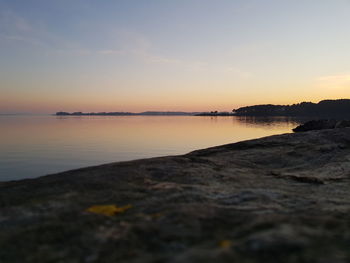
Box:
[1,0,350,113]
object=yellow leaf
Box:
[86,204,132,216]
[219,240,233,249]
[150,213,163,219]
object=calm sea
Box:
[0,115,304,181]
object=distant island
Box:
[233,99,350,117]
[55,111,199,116]
[195,111,235,116]
[56,111,237,117]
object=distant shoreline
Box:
[55,111,238,116]
[54,99,350,117]
[55,111,199,116]
[55,111,202,116]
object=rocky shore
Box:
[1,127,350,262]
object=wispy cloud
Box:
[0,9,254,78]
[0,9,90,55]
[1,34,48,48]
[97,49,125,55]
[226,67,253,78]
[0,10,33,32]
[94,30,190,66]
[316,74,350,89]
[131,49,182,65]
[0,10,46,47]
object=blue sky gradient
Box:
[1,0,350,113]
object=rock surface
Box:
[2,128,350,262]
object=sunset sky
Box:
[1,0,350,113]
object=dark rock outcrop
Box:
[293,119,337,132]
[1,128,350,262]
[293,119,350,132]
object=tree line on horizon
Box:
[233,99,350,117]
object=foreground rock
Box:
[2,128,350,262]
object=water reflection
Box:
[235,116,309,128]
[0,115,304,181]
